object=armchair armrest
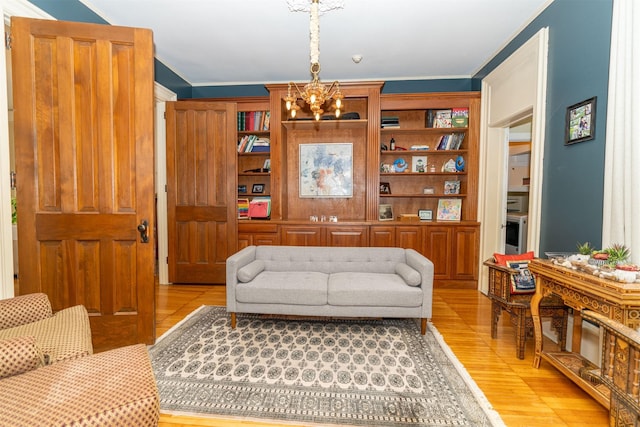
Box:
[0,294,53,330]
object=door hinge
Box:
[166,256,169,264]
[5,32,11,50]
[164,184,168,192]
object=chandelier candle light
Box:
[285,0,344,121]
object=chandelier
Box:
[284,0,344,121]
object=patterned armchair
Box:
[0,294,159,426]
[0,293,93,368]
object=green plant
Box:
[605,243,630,265]
[10,197,16,225]
[576,241,594,255]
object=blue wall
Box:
[474,0,613,254]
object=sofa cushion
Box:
[236,271,328,306]
[395,263,421,286]
[328,272,423,307]
[0,336,44,379]
[237,260,265,283]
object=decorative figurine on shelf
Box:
[393,158,408,172]
[455,155,465,172]
[442,159,457,172]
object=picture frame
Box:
[565,97,596,145]
[418,209,433,221]
[238,184,247,194]
[436,199,462,221]
[378,204,394,221]
[299,143,353,198]
[444,180,460,195]
[263,159,271,171]
[380,182,391,194]
[411,155,428,173]
[252,183,265,194]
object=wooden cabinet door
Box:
[166,101,237,283]
[424,227,453,280]
[12,17,156,348]
[452,226,479,280]
[281,225,324,246]
[369,226,395,247]
[325,226,369,247]
[395,226,422,251]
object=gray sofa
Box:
[226,245,434,334]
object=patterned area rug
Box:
[149,306,504,426]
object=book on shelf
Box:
[410,145,430,151]
[238,135,271,153]
[237,198,250,219]
[433,109,452,128]
[451,108,469,128]
[444,180,461,194]
[237,110,270,132]
[381,116,400,128]
[436,198,462,221]
[436,132,465,150]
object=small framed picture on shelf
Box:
[378,204,394,221]
[411,155,428,173]
[565,96,596,145]
[418,209,433,221]
[263,159,271,171]
[238,184,247,194]
[437,199,462,221]
[380,182,391,194]
[252,183,265,194]
[444,180,460,195]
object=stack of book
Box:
[381,116,400,128]
[237,135,270,153]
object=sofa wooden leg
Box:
[421,318,427,335]
[230,313,236,329]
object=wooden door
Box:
[166,101,237,284]
[12,17,156,349]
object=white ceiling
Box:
[80,0,551,87]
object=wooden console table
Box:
[530,259,640,408]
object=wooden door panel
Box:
[452,226,479,280]
[13,17,155,349]
[424,227,453,280]
[166,102,237,283]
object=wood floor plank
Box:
[155,284,609,426]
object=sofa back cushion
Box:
[255,246,406,274]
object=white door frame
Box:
[477,27,549,293]
[0,0,52,299]
[154,84,176,285]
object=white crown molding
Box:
[2,0,53,24]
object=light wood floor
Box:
[155,284,609,427]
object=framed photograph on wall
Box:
[378,204,394,221]
[565,97,596,145]
[299,143,353,198]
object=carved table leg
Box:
[491,300,501,339]
[531,285,545,368]
[514,306,527,360]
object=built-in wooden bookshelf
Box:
[229,88,481,287]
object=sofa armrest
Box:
[0,294,53,330]
[405,249,434,320]
[226,246,258,312]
